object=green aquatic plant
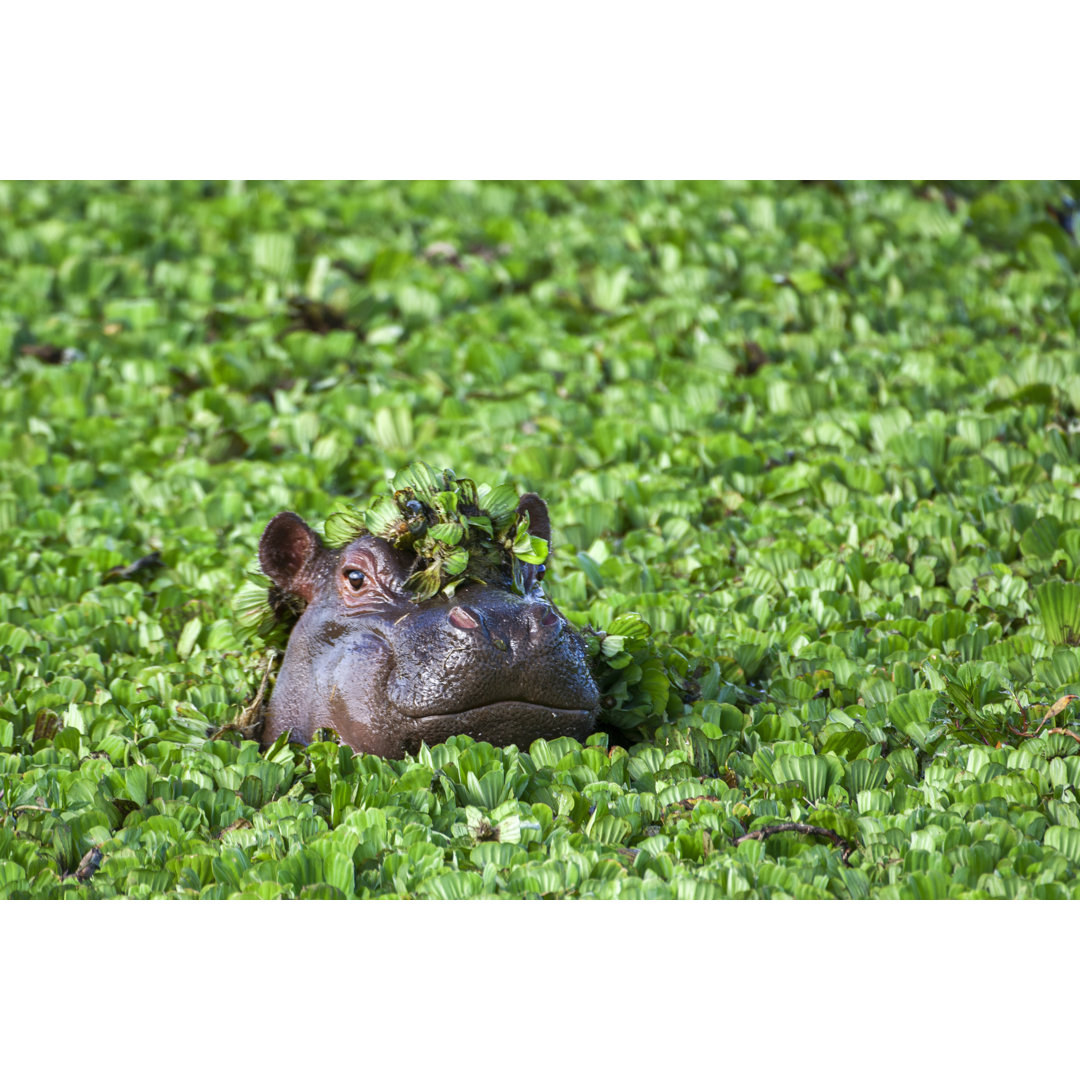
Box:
[583,612,695,732]
[324,461,547,601]
[9,180,1080,900]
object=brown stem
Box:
[661,795,725,817]
[1009,725,1037,739]
[211,654,275,741]
[3,803,52,818]
[1048,727,1080,745]
[734,822,856,865]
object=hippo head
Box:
[257,494,600,757]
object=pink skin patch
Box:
[449,606,480,630]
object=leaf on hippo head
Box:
[479,484,519,531]
[235,569,304,645]
[324,506,367,547]
[364,498,407,542]
[430,489,460,517]
[467,515,494,538]
[253,461,556,612]
[405,562,445,602]
[392,461,446,501]
[428,522,464,546]
[443,548,469,577]
[455,476,478,506]
[511,514,549,565]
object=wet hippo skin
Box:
[258,495,600,756]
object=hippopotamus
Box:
[257,494,600,756]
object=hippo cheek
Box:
[318,634,407,744]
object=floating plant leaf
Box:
[363,499,408,542]
[324,507,367,547]
[443,548,469,577]
[584,613,689,732]
[428,522,464,546]
[1036,582,1080,647]
[235,570,306,646]
[15,180,1080,900]
[510,516,548,565]
[479,484,519,530]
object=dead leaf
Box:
[33,709,62,741]
[74,847,103,882]
[218,818,253,837]
[1042,695,1078,725]
[103,551,165,582]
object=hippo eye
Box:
[344,569,366,591]
[536,564,546,582]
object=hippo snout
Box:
[383,587,597,722]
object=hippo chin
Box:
[257,495,600,757]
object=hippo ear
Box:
[517,493,551,547]
[259,512,322,600]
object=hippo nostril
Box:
[526,602,563,638]
[449,606,480,630]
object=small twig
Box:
[1009,725,1037,739]
[1048,727,1080,745]
[1012,695,1080,740]
[1007,687,1030,732]
[210,654,276,741]
[661,795,725,817]
[1013,725,1080,745]
[734,822,856,865]
[1,802,52,821]
[216,818,253,839]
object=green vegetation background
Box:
[3,179,1080,899]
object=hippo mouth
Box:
[402,699,598,749]
[416,701,595,724]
